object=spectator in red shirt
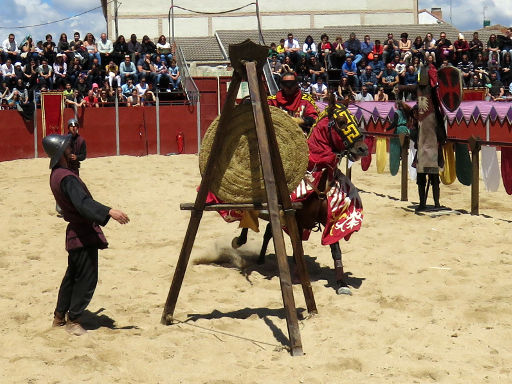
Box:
[83,89,99,108]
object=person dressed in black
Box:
[42,134,129,335]
[67,118,86,175]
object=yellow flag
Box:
[376,137,387,174]
[440,142,456,185]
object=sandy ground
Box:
[0,153,511,383]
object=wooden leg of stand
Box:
[284,212,318,315]
[246,61,303,356]
[251,67,315,317]
[161,72,242,325]
[161,210,203,325]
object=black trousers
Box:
[55,247,98,321]
[416,172,440,187]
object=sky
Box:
[1,0,106,43]
[419,0,512,31]
[1,0,511,44]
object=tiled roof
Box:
[174,36,226,62]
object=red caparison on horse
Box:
[233,94,368,295]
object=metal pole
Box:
[217,75,221,115]
[33,93,38,158]
[114,0,119,39]
[115,96,120,155]
[156,92,161,155]
[196,100,201,153]
[255,0,265,45]
[171,0,175,44]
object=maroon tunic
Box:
[50,167,108,251]
[68,135,85,174]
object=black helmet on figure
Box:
[67,118,79,127]
[42,134,71,169]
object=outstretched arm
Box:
[61,176,129,225]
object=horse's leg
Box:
[257,223,273,264]
[231,227,248,249]
[330,242,352,295]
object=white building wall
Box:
[313,14,363,28]
[365,13,416,25]
[260,15,312,30]
[418,13,441,24]
[108,0,418,39]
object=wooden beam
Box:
[180,202,303,211]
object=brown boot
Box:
[52,311,66,327]
[65,318,87,336]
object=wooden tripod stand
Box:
[161,40,317,356]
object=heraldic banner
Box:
[41,92,65,137]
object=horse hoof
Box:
[231,237,241,249]
[336,286,352,296]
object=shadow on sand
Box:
[80,308,139,331]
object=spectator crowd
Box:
[268,29,512,102]
[0,32,182,111]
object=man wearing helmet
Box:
[42,134,129,335]
[67,118,86,175]
[267,72,319,134]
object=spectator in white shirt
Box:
[2,34,19,63]
[284,33,304,65]
[1,58,17,87]
[156,35,173,64]
[97,33,114,67]
[355,85,374,101]
[311,77,328,101]
[135,77,148,98]
[302,35,317,58]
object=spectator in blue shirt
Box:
[121,77,135,98]
[344,32,363,65]
[361,35,374,60]
[369,54,384,82]
[399,65,418,101]
[359,65,378,95]
[119,55,138,84]
[342,56,359,89]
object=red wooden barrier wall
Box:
[0,77,231,162]
[1,76,511,162]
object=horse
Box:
[232,97,368,295]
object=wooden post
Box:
[161,72,242,325]
[468,136,481,215]
[399,133,409,201]
[252,67,317,317]
[346,157,352,180]
[246,61,304,355]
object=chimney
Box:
[431,7,443,20]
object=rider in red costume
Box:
[267,72,319,134]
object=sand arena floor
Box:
[0,154,511,383]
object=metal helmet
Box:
[42,134,71,169]
[67,118,79,128]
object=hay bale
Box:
[199,104,308,203]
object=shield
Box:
[437,66,462,112]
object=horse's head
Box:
[329,101,368,162]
